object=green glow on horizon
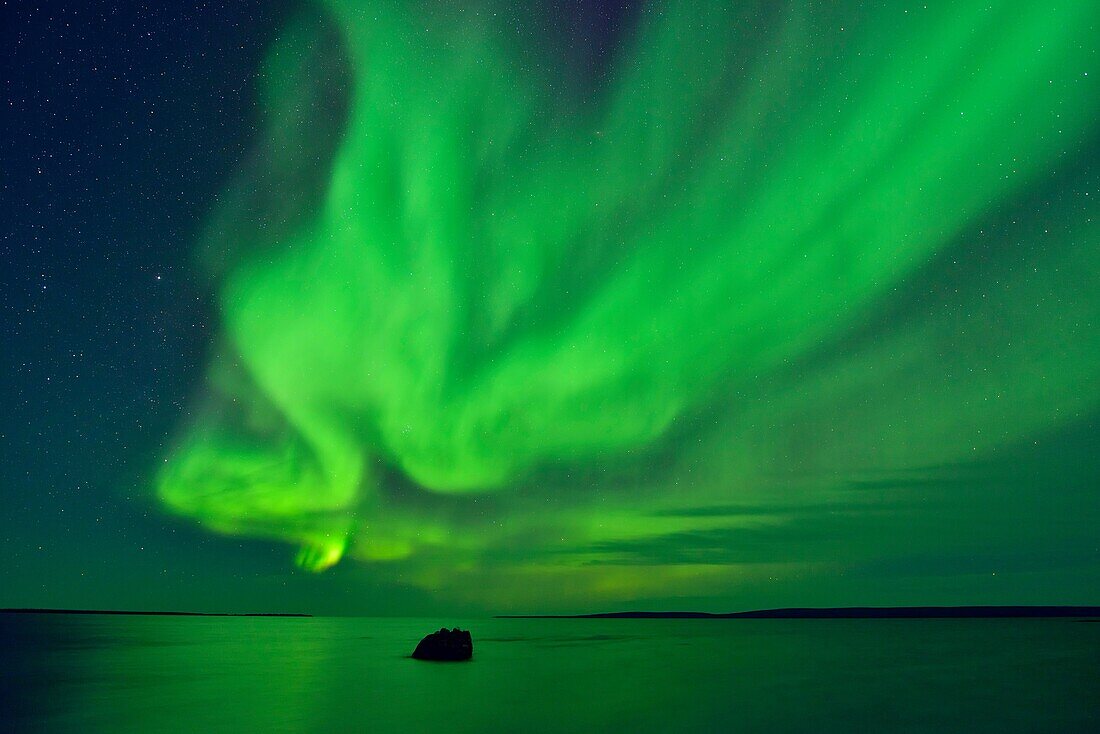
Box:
[158,1,1099,603]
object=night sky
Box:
[3,1,1099,616]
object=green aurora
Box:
[157,0,1100,610]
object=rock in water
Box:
[412,627,473,661]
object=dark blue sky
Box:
[3,1,1099,616]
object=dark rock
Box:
[412,627,473,661]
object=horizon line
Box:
[5,605,1100,620]
[496,605,1100,619]
[0,608,312,617]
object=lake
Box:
[3,614,1098,732]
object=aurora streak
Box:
[157,1,1100,609]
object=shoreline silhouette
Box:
[497,606,1100,619]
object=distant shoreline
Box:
[0,608,311,618]
[497,606,1100,619]
[4,606,1097,620]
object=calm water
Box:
[2,614,1098,732]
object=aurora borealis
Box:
[5,0,1100,614]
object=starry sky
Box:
[3,0,1099,616]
